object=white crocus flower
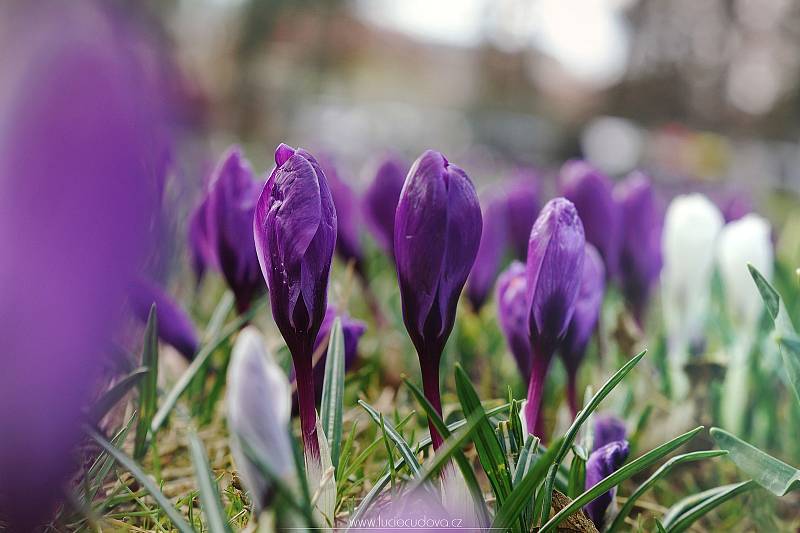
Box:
[717,214,773,433]
[661,194,724,399]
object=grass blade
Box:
[710,427,800,497]
[357,400,422,477]
[320,318,345,471]
[88,367,148,425]
[134,305,158,460]
[87,427,195,533]
[539,425,704,533]
[188,430,231,533]
[662,480,756,532]
[607,450,727,532]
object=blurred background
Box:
[144,0,800,204]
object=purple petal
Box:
[592,414,627,452]
[467,193,508,311]
[319,154,363,269]
[129,279,199,360]
[560,244,605,375]
[363,154,407,255]
[504,171,540,260]
[584,440,630,528]
[496,261,532,381]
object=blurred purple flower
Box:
[560,160,620,277]
[525,198,585,437]
[505,173,540,260]
[206,147,264,313]
[718,189,753,223]
[584,440,630,529]
[129,279,199,361]
[614,172,662,324]
[496,261,532,382]
[0,2,165,528]
[188,194,216,283]
[395,150,482,449]
[318,155,366,275]
[467,194,508,311]
[363,154,408,257]
[254,143,336,459]
[592,414,627,452]
[560,245,605,415]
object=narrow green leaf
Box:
[749,264,781,321]
[203,290,234,342]
[454,364,513,506]
[607,450,727,532]
[567,449,587,499]
[710,427,800,497]
[663,480,756,532]
[357,400,422,477]
[188,430,231,533]
[655,519,667,533]
[88,367,148,425]
[320,318,345,471]
[415,415,483,484]
[539,426,704,533]
[512,435,540,487]
[87,428,195,533]
[134,305,159,459]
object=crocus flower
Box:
[254,143,337,458]
[466,194,508,311]
[592,414,627,452]
[584,440,630,529]
[206,147,264,313]
[395,150,482,449]
[525,198,585,437]
[187,194,216,283]
[129,279,199,360]
[662,193,723,399]
[504,173,540,260]
[496,261,532,382]
[0,2,165,527]
[362,154,408,257]
[560,245,605,416]
[614,172,662,324]
[717,214,773,433]
[319,155,365,275]
[227,327,295,513]
[560,160,619,277]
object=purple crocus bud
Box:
[560,244,605,415]
[206,147,265,313]
[254,143,337,459]
[505,173,540,260]
[319,155,365,275]
[0,3,165,527]
[525,198,585,437]
[395,150,482,449]
[129,279,199,361]
[592,414,627,452]
[584,440,630,529]
[467,194,508,311]
[187,194,216,283]
[560,160,619,277]
[496,261,532,382]
[614,172,662,324]
[362,155,408,257]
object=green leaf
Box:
[539,426,704,533]
[607,450,727,532]
[87,367,148,425]
[134,305,159,460]
[320,318,345,471]
[188,430,232,533]
[567,448,587,499]
[655,519,667,533]
[357,400,422,477]
[87,427,195,533]
[151,298,264,436]
[415,414,483,484]
[454,364,513,507]
[710,427,800,497]
[662,480,756,532]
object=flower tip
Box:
[275,143,295,166]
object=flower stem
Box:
[524,350,552,439]
[294,350,320,460]
[420,361,444,450]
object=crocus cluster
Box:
[395,150,482,449]
[254,143,337,458]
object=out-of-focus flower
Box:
[614,172,662,323]
[0,2,165,527]
[560,245,605,415]
[319,155,365,275]
[467,194,508,311]
[188,194,216,283]
[206,147,264,313]
[254,143,336,458]
[560,160,620,278]
[525,198,585,437]
[496,261,532,382]
[505,173,540,260]
[226,327,295,513]
[129,279,199,361]
[662,193,723,398]
[717,214,773,433]
[362,154,408,258]
[584,440,630,529]
[395,150,482,449]
[718,189,753,223]
[592,414,627,452]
